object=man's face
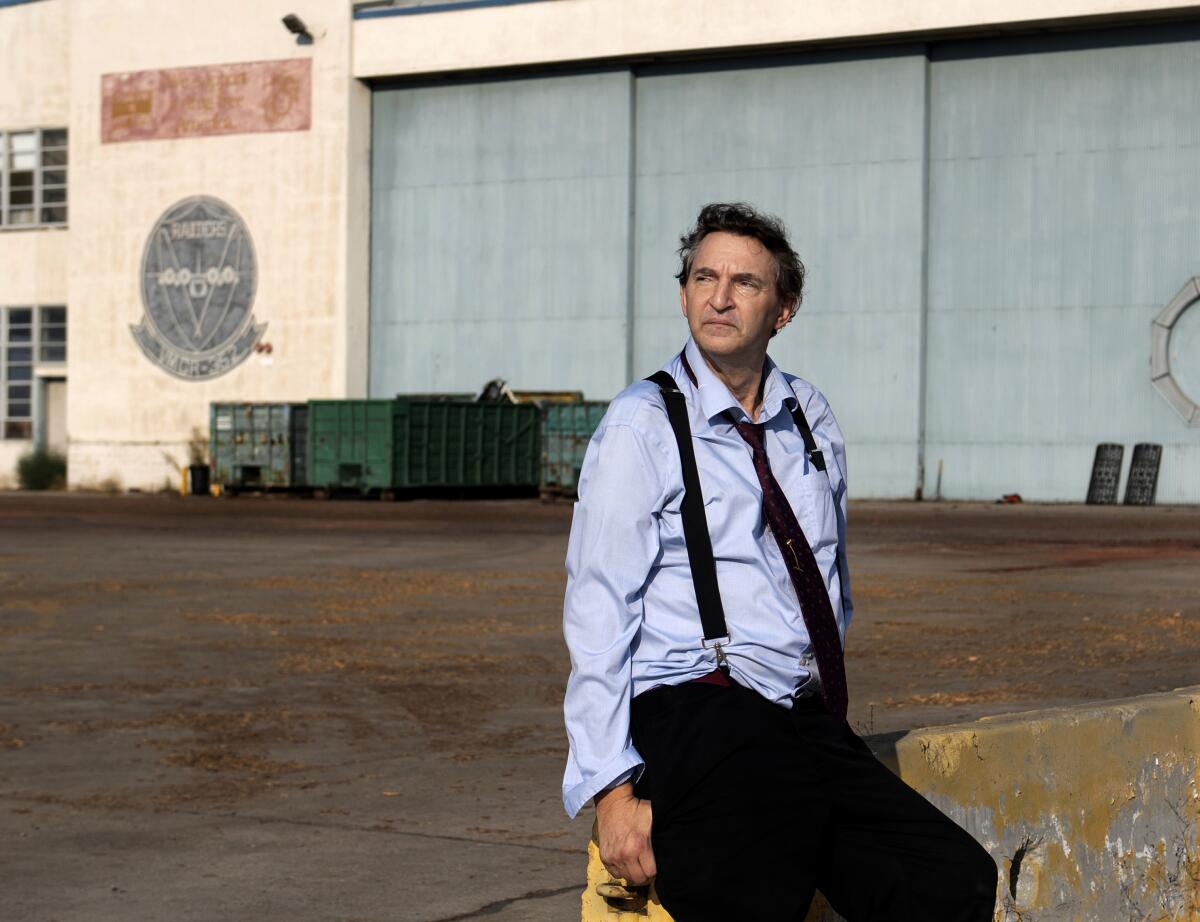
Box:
[679,231,796,362]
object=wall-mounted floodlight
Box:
[282,14,314,45]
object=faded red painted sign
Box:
[101,58,311,143]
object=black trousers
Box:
[630,680,998,922]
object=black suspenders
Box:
[644,365,827,664]
[792,405,826,472]
[646,370,731,660]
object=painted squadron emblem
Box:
[131,195,265,380]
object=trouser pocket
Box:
[629,681,730,818]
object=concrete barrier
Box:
[582,687,1200,921]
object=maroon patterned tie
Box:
[731,419,849,719]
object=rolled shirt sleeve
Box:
[562,409,668,818]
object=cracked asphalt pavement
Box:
[1,493,1198,920]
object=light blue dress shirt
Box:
[561,338,853,818]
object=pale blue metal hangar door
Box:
[368,24,1200,502]
[370,71,634,401]
[925,25,1200,503]
[631,50,929,499]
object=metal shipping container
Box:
[210,403,308,489]
[307,399,395,491]
[392,400,541,489]
[540,401,609,499]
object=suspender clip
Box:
[702,634,732,669]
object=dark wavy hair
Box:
[674,202,805,309]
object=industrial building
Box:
[1,0,1198,501]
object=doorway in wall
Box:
[40,377,66,454]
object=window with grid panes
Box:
[39,306,66,363]
[0,129,68,228]
[4,308,34,439]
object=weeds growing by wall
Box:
[17,448,67,490]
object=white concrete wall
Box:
[0,442,29,489]
[0,0,69,126]
[60,0,368,490]
[0,0,70,487]
[343,69,371,400]
[353,0,1200,78]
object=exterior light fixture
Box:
[281,14,314,45]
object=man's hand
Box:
[594,782,656,885]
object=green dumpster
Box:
[307,399,395,491]
[393,399,541,489]
[539,401,609,500]
[210,402,308,489]
[307,398,541,493]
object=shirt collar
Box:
[681,336,797,425]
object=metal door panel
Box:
[371,71,633,399]
[632,52,928,498]
[927,27,1200,502]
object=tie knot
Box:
[733,420,766,452]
